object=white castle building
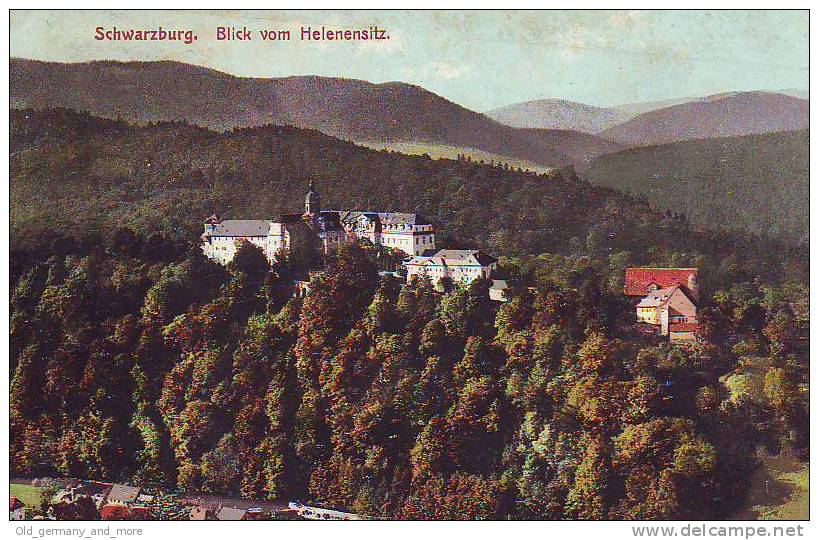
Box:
[404,249,498,288]
[201,181,436,265]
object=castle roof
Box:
[406,249,498,268]
[202,219,272,237]
[337,211,431,227]
[625,267,698,296]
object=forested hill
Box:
[9,108,810,520]
[10,58,580,169]
[10,109,805,287]
[583,130,809,243]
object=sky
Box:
[10,10,809,111]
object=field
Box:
[734,450,809,520]
[11,483,44,508]
[354,140,554,174]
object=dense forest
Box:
[584,130,809,243]
[9,108,809,519]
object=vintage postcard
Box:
[6,6,810,533]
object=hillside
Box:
[10,108,806,287]
[484,99,630,133]
[9,109,809,521]
[354,140,554,174]
[600,92,808,146]
[359,129,623,170]
[584,130,809,242]
[5,108,675,258]
[610,96,696,118]
[516,129,625,167]
[9,58,604,170]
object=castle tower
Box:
[304,179,321,216]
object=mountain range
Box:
[21,58,806,170]
[486,92,808,145]
[12,58,616,170]
[9,57,809,241]
[599,92,809,146]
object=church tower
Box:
[304,179,321,216]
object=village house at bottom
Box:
[625,267,700,343]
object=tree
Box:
[763,367,799,415]
[51,496,100,520]
[229,241,270,287]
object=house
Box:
[669,322,700,343]
[10,497,26,520]
[100,504,141,520]
[635,285,698,335]
[190,506,216,520]
[404,249,498,289]
[337,210,435,256]
[106,484,141,506]
[625,268,699,337]
[288,502,361,520]
[625,267,699,302]
[78,481,113,508]
[202,180,436,265]
[489,279,510,302]
[216,506,248,521]
[128,507,152,520]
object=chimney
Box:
[687,271,699,302]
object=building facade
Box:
[625,267,700,340]
[202,181,435,265]
[404,249,498,288]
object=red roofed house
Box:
[625,268,699,340]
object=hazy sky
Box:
[10,10,808,111]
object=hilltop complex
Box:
[202,180,436,261]
[202,181,497,288]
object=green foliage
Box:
[8,109,809,520]
[585,130,809,242]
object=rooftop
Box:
[108,484,141,503]
[669,322,700,333]
[217,506,248,521]
[406,249,498,267]
[338,211,431,226]
[636,285,680,307]
[202,219,272,237]
[625,267,698,297]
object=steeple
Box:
[304,179,321,216]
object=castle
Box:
[201,181,499,290]
[202,181,506,297]
[202,180,436,265]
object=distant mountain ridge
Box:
[484,99,631,133]
[599,92,808,146]
[10,57,618,170]
[485,91,808,143]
